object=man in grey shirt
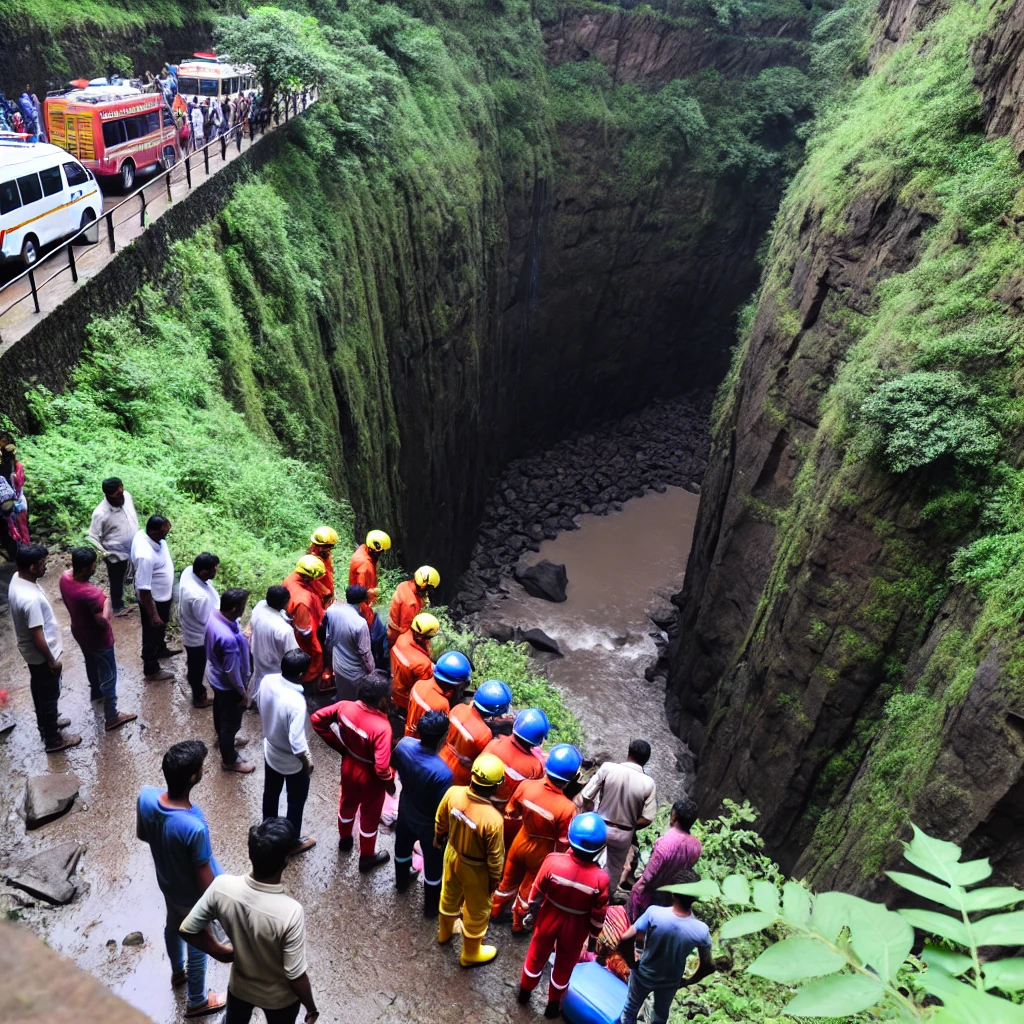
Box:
[323,585,373,701]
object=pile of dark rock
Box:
[454,393,712,615]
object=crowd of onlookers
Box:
[0,86,45,141]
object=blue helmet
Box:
[568,812,607,854]
[474,679,512,716]
[512,708,549,747]
[434,650,472,688]
[545,743,582,785]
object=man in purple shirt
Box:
[206,588,254,775]
[628,798,702,921]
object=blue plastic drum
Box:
[561,961,629,1024]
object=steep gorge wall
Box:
[670,0,1024,892]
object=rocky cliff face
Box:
[670,0,1024,892]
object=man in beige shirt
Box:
[581,739,657,899]
[181,818,318,1024]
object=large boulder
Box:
[518,628,564,657]
[514,560,568,602]
[6,841,84,904]
[25,773,81,829]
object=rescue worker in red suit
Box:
[518,812,611,1018]
[348,529,390,668]
[390,612,438,731]
[484,708,548,847]
[492,743,581,933]
[441,679,512,786]
[308,526,339,609]
[406,649,471,738]
[310,672,394,872]
[387,565,439,647]
[435,752,506,967]
[282,555,327,687]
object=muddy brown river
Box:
[0,487,699,1023]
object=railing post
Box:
[237,126,242,153]
[68,241,78,284]
[221,133,227,161]
[185,154,192,188]
[140,188,147,227]
[166,165,173,203]
[106,211,115,253]
[203,143,210,175]
[28,268,39,312]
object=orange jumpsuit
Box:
[310,698,394,856]
[492,777,576,931]
[308,545,335,609]
[441,703,495,787]
[484,734,545,847]
[282,571,326,683]
[405,677,450,738]
[390,630,433,712]
[387,580,424,647]
[348,544,378,627]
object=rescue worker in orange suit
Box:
[387,565,439,648]
[310,672,395,873]
[348,529,390,668]
[390,612,439,732]
[492,743,581,933]
[282,555,327,687]
[484,708,549,847]
[518,812,611,1018]
[392,709,452,919]
[435,752,506,967]
[406,649,471,738]
[441,679,512,787]
[308,526,339,610]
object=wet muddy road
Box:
[0,487,699,1023]
[471,487,700,801]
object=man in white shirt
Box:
[181,818,319,1024]
[248,585,299,706]
[87,477,138,613]
[131,514,178,681]
[8,543,80,752]
[581,739,657,900]
[260,650,315,855]
[178,552,220,709]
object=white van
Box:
[0,137,102,267]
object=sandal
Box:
[185,992,226,1017]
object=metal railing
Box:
[0,88,315,344]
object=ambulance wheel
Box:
[119,160,136,192]
[20,235,39,267]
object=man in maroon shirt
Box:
[60,547,136,731]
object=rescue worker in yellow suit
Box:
[434,752,506,967]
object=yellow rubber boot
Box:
[438,914,459,945]
[460,934,498,968]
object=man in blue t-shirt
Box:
[391,709,453,919]
[617,891,715,1024]
[137,739,224,1017]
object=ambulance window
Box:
[39,165,63,196]
[200,78,218,97]
[124,116,144,141]
[63,162,89,187]
[17,173,42,205]
[0,180,20,215]
[103,120,127,147]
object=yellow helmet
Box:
[366,529,391,552]
[295,554,327,579]
[310,526,338,547]
[410,612,440,638]
[414,565,440,589]
[471,752,505,788]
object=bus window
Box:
[178,77,199,96]
[63,162,89,187]
[200,79,218,97]
[39,165,63,197]
[17,173,43,205]
[228,77,238,94]
[0,180,21,214]
[103,120,127,147]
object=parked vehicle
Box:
[176,55,255,104]
[44,84,180,192]
[0,137,102,266]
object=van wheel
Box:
[120,160,136,192]
[77,208,97,244]
[21,236,39,267]
[161,145,177,171]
